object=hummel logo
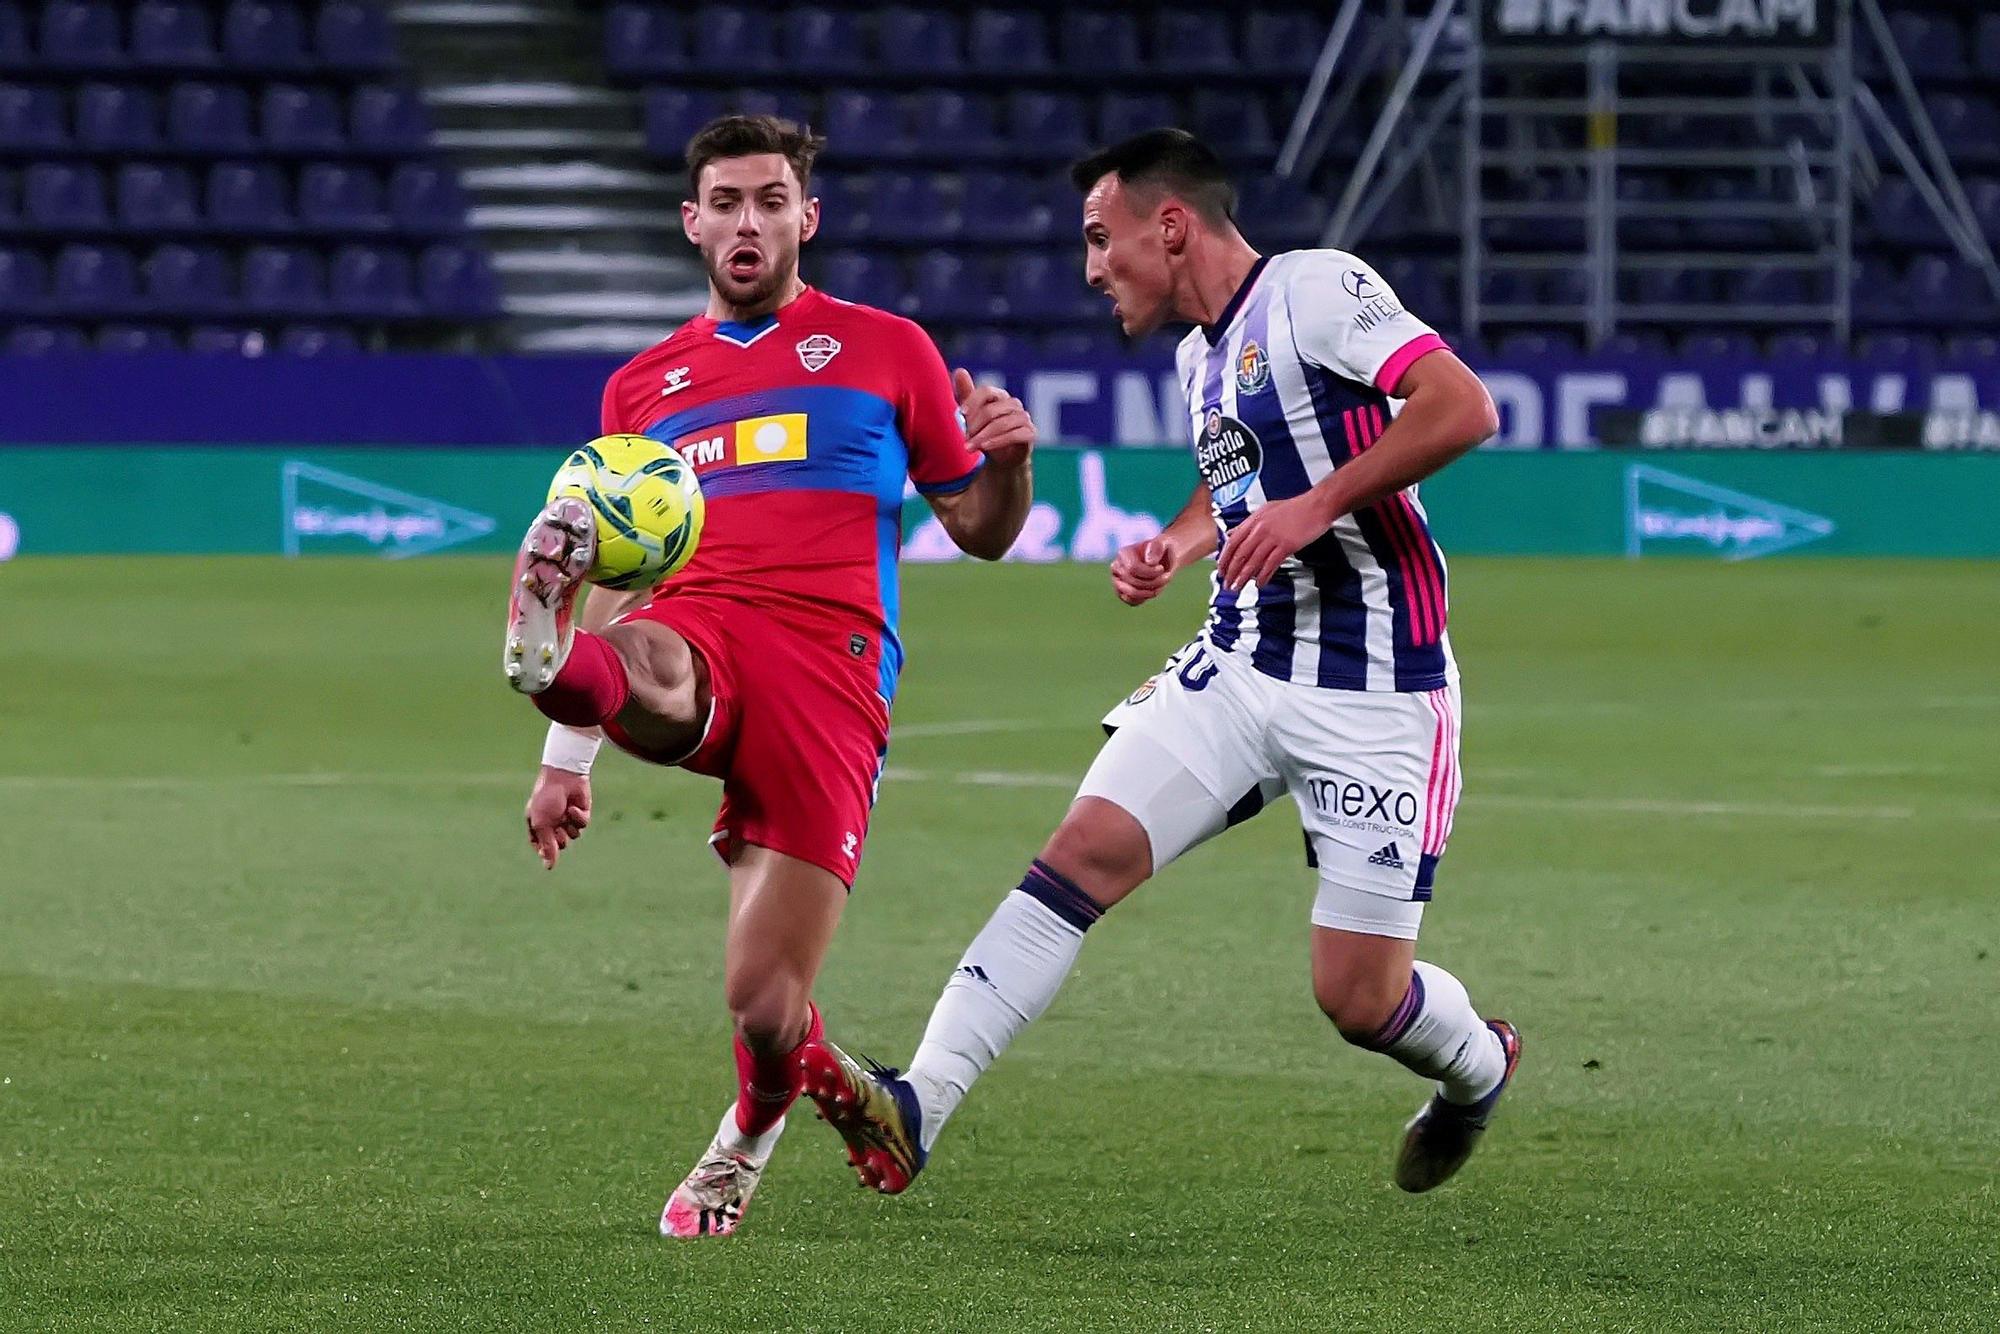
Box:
[954,964,993,986]
[662,366,692,396]
[1367,842,1406,870]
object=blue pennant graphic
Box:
[281,461,497,559]
[1624,464,1836,562]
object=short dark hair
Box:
[684,114,825,198]
[1069,128,1236,223]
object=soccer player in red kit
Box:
[500,115,1036,1238]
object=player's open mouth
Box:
[726,248,763,279]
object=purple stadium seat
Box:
[299,161,387,230]
[1097,92,1175,145]
[948,328,1032,363]
[1379,258,1450,319]
[388,162,467,233]
[1153,10,1234,75]
[603,3,685,78]
[729,88,816,129]
[970,10,1050,72]
[281,323,360,354]
[1677,331,1758,362]
[418,243,501,318]
[6,323,87,353]
[1905,255,1992,321]
[0,248,48,313]
[116,162,200,229]
[0,84,69,150]
[1944,333,1999,362]
[1733,266,1815,307]
[348,84,430,153]
[1849,255,1901,324]
[241,244,325,315]
[1005,91,1087,160]
[905,250,995,322]
[223,2,312,73]
[815,250,899,306]
[961,170,1052,244]
[131,1,219,70]
[24,162,109,228]
[1868,176,1949,248]
[782,7,865,77]
[1001,252,1091,321]
[263,83,346,151]
[1494,330,1580,360]
[1477,270,1535,308]
[0,3,28,68]
[1765,331,1830,363]
[645,88,718,158]
[869,173,960,244]
[315,0,397,73]
[206,161,291,231]
[904,90,1001,156]
[824,89,905,157]
[1042,329,1127,359]
[144,242,235,314]
[188,325,265,354]
[1060,12,1141,74]
[1599,330,1669,358]
[76,82,160,150]
[1924,94,2000,160]
[1979,16,2000,76]
[1238,176,1325,249]
[1687,177,1774,248]
[1859,331,1942,363]
[329,243,416,316]
[806,173,866,244]
[97,323,178,352]
[1244,12,1322,77]
[877,8,962,74]
[693,5,776,73]
[39,0,122,69]
[1885,12,1967,81]
[168,81,255,151]
[51,242,138,315]
[1191,89,1274,157]
[1622,267,1709,307]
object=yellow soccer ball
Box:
[546,434,705,590]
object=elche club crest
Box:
[796,333,842,372]
[1235,340,1270,394]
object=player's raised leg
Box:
[662,844,844,1236]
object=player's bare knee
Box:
[1316,970,1406,1045]
[724,972,808,1050]
[601,622,700,724]
[1038,798,1150,907]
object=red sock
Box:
[531,631,630,728]
[733,1003,822,1137]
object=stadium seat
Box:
[1152,10,1235,76]
[868,173,960,244]
[729,88,816,129]
[206,160,292,231]
[961,170,1052,244]
[5,323,87,353]
[1765,331,1830,362]
[263,83,346,152]
[240,244,325,315]
[805,173,866,244]
[1868,176,1950,248]
[1005,91,1088,160]
[1001,251,1091,321]
[1097,92,1176,145]
[1243,12,1323,76]
[315,0,398,73]
[1041,328,1124,359]
[1732,266,1815,308]
[1677,331,1758,361]
[905,90,1001,157]
[947,327,1033,362]
[280,323,360,354]
[904,250,995,321]
[644,88,718,158]
[1903,254,1990,321]
[97,322,178,352]
[816,249,901,307]
[223,1,313,73]
[877,7,963,74]
[781,7,866,77]
[0,248,48,313]
[1477,269,1536,308]
[348,84,430,153]
[1494,330,1580,360]
[1378,258,1451,320]
[1686,177,1775,248]
[1849,255,1901,325]
[50,242,138,315]
[1059,12,1141,74]
[1857,331,1940,363]
[1924,94,2000,162]
[388,162,467,234]
[115,162,201,229]
[0,3,29,69]
[970,10,1051,72]
[329,243,416,316]
[1979,15,2000,78]
[1190,89,1274,157]
[39,0,123,69]
[187,324,265,353]
[418,243,501,318]
[1599,330,1670,358]
[144,242,235,315]
[131,1,219,70]
[1237,176,1325,249]
[692,5,776,72]
[1884,12,1967,81]
[0,84,69,150]
[1944,333,1998,363]
[168,81,256,152]
[75,82,160,150]
[824,89,906,157]
[23,161,109,229]
[299,161,387,231]
[604,3,682,77]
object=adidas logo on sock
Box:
[1368,842,1406,870]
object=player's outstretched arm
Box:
[927,369,1035,561]
[1112,482,1215,606]
[1218,350,1497,591]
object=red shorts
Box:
[600,592,890,887]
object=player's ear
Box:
[1158,201,1189,256]
[680,199,700,246]
[799,193,821,245]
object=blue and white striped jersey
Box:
[1175,249,1456,693]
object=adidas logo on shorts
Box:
[1368,842,1406,870]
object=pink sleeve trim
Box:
[1373,332,1449,395]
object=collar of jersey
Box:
[1201,255,1270,346]
[707,286,819,347]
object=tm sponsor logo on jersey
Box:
[1305,775,1420,836]
[672,412,809,471]
[1196,408,1263,508]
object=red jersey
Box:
[599,286,983,703]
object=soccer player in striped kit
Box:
[803,130,1519,1196]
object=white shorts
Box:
[1077,640,1463,940]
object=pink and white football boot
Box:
[502,495,595,694]
[659,1114,783,1239]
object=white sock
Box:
[713,1104,783,1162]
[1368,960,1507,1105]
[905,870,1099,1151]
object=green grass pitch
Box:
[3,555,1996,1331]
